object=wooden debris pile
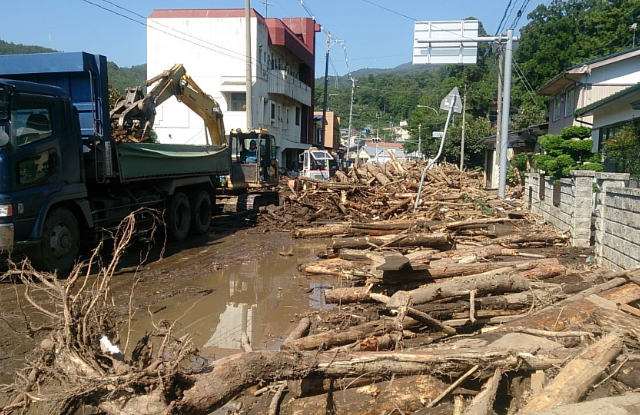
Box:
[261,171,640,414]
[258,160,525,231]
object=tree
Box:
[603,122,640,178]
[535,126,603,177]
[516,0,640,91]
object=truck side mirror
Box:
[0,101,8,122]
[0,130,9,147]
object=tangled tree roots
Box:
[0,210,199,415]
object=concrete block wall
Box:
[525,171,594,247]
[525,170,637,269]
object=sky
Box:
[2,0,549,75]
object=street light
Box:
[417,105,439,115]
[415,105,439,161]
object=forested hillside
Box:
[0,39,146,95]
[318,0,640,167]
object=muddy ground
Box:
[0,211,596,414]
[0,215,333,387]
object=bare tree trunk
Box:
[518,334,623,413]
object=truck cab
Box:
[299,147,335,180]
[0,80,86,260]
[0,52,231,274]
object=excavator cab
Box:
[227,128,279,191]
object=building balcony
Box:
[268,69,311,106]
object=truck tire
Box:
[166,192,191,241]
[190,190,212,235]
[29,207,80,275]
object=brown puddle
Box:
[124,241,334,359]
[0,233,333,384]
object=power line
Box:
[510,0,532,29]
[495,0,514,35]
[360,0,417,22]
[90,0,253,64]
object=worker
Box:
[242,140,258,163]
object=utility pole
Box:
[245,0,253,129]
[495,48,503,189]
[260,1,273,17]
[321,32,331,148]
[376,112,381,140]
[418,123,422,160]
[460,86,467,171]
[347,76,356,160]
[498,29,514,198]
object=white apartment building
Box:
[147,9,320,169]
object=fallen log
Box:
[365,163,391,185]
[500,282,640,332]
[331,232,452,250]
[390,270,547,306]
[324,286,374,303]
[518,393,640,415]
[280,317,418,351]
[284,375,449,415]
[382,258,562,284]
[462,368,502,415]
[370,293,457,335]
[430,217,513,231]
[518,333,623,413]
[284,318,311,345]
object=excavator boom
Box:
[110,64,226,145]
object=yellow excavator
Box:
[109,64,278,210]
[109,64,226,146]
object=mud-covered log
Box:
[324,286,374,303]
[370,293,456,335]
[284,318,311,344]
[280,317,417,351]
[293,225,352,238]
[391,272,538,306]
[518,334,623,413]
[516,393,640,415]
[334,170,350,183]
[284,375,449,415]
[431,217,513,231]
[331,232,452,250]
[462,368,502,415]
[500,282,640,332]
[383,258,562,284]
[365,163,391,185]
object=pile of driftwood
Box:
[258,160,525,232]
[279,195,640,413]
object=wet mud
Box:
[0,224,332,385]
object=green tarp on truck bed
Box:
[116,143,230,182]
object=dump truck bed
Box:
[116,143,230,182]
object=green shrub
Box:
[534,126,602,178]
[510,153,529,171]
[561,126,592,140]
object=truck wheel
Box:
[190,190,212,235]
[166,192,191,241]
[29,207,80,274]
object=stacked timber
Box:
[245,161,640,414]
[257,160,526,232]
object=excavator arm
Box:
[110,64,226,145]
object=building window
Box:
[229,93,246,112]
[270,103,276,123]
[552,94,563,122]
[295,107,301,126]
[565,87,576,118]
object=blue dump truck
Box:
[0,52,231,273]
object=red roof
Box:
[364,142,403,149]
